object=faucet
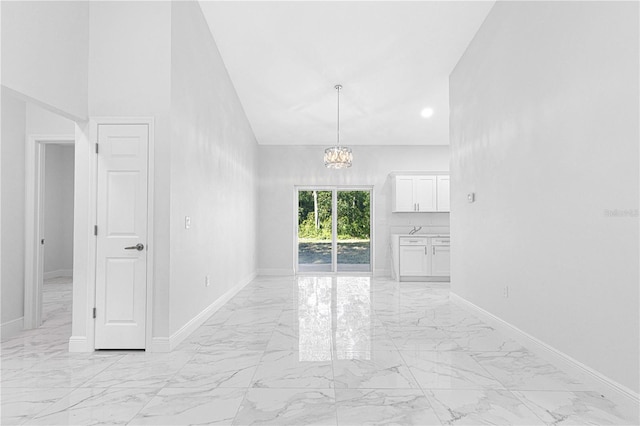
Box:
[409,226,422,235]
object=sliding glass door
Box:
[297,188,371,274]
[297,190,333,272]
[336,190,371,272]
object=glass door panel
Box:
[337,190,371,272]
[298,190,333,272]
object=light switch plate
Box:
[185,216,191,229]
[467,193,475,203]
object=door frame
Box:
[24,135,76,329]
[87,117,155,351]
[294,185,375,275]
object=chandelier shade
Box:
[324,84,352,169]
[324,146,353,169]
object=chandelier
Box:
[324,84,352,169]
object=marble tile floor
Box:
[1,275,638,425]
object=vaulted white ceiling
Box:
[199,1,495,145]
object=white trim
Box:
[258,268,295,276]
[145,119,155,352]
[373,268,391,277]
[1,317,24,340]
[76,122,98,353]
[86,117,155,351]
[331,190,338,268]
[451,292,640,407]
[150,337,171,352]
[43,269,73,280]
[160,271,256,352]
[68,336,89,352]
[24,135,75,330]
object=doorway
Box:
[24,136,75,330]
[296,187,372,274]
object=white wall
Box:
[1,90,26,329]
[43,145,74,278]
[26,102,76,136]
[82,1,259,342]
[1,1,89,120]
[258,145,450,275]
[84,1,172,341]
[169,1,258,335]
[450,1,639,393]
[0,91,76,336]
[1,0,85,337]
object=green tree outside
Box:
[298,190,370,241]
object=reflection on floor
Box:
[1,276,637,425]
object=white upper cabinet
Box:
[414,176,437,212]
[394,176,416,212]
[391,174,449,212]
[436,176,450,212]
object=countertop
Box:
[393,233,450,238]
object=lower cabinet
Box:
[431,244,451,277]
[399,245,430,276]
[395,235,450,280]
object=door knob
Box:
[125,243,145,251]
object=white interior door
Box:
[95,124,149,349]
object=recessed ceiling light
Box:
[421,108,434,118]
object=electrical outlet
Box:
[205,275,210,287]
[185,216,191,229]
[503,286,509,298]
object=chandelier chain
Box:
[335,84,342,146]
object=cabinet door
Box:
[394,176,415,212]
[400,245,429,276]
[414,176,437,212]
[437,176,450,212]
[431,245,450,276]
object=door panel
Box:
[105,258,138,321]
[95,124,148,349]
[106,171,140,235]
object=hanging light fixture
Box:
[324,84,352,169]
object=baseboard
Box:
[165,271,257,351]
[68,336,90,352]
[450,292,640,408]
[0,317,24,341]
[44,269,73,280]
[400,276,450,282]
[149,337,171,352]
[374,268,390,277]
[258,268,295,276]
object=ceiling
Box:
[199,1,495,146]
